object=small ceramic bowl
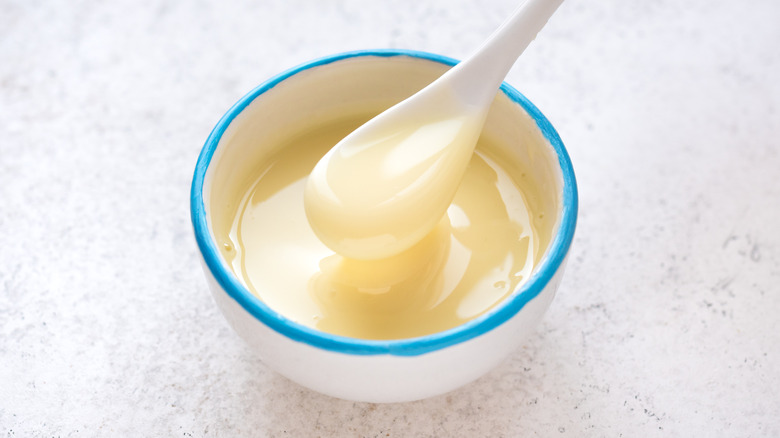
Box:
[191,49,577,403]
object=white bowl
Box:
[190,49,578,403]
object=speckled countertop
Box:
[1,0,778,436]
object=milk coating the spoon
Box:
[305,88,485,260]
[305,0,564,260]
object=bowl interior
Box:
[191,50,577,355]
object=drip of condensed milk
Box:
[304,89,485,260]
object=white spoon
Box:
[305,0,564,260]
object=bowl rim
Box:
[190,49,578,357]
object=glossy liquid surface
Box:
[304,91,485,260]
[215,118,547,340]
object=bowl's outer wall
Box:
[201,255,567,403]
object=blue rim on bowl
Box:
[190,49,578,357]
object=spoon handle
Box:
[445,0,564,108]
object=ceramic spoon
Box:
[305,0,564,260]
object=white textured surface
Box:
[1,0,778,436]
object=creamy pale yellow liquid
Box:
[215,116,549,340]
[304,93,485,260]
